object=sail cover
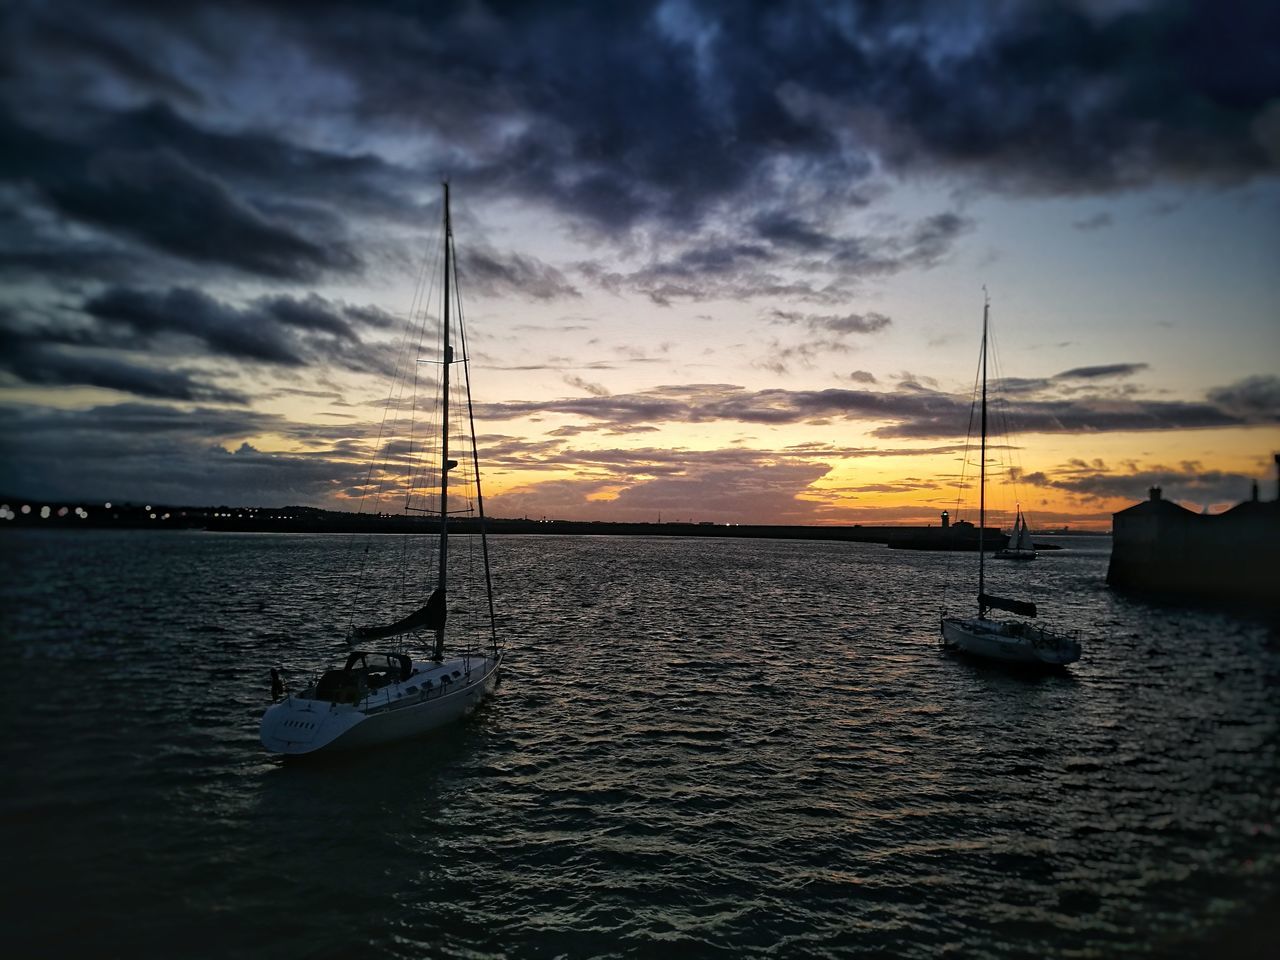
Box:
[980,592,1037,617]
[352,588,446,641]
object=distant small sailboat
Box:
[940,294,1081,667]
[994,507,1037,560]
[261,184,503,755]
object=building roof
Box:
[1219,498,1280,520]
[1113,496,1198,520]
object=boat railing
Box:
[1024,623,1082,651]
[287,658,487,713]
[355,671,466,713]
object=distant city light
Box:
[145,504,152,511]
[40,506,51,519]
[21,505,31,514]
[105,502,112,509]
[150,513,157,519]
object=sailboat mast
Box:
[434,182,453,662]
[977,293,988,616]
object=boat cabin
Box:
[312,651,413,703]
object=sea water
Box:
[1,530,1276,958]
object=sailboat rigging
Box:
[260,183,503,756]
[994,507,1037,561]
[939,294,1081,667]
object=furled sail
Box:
[352,588,446,641]
[980,592,1037,617]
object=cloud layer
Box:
[5,1,1277,301]
[2,1,1277,519]
[478,376,1278,440]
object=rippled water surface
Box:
[2,530,1277,958]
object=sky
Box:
[1,0,1278,529]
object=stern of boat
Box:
[260,697,365,755]
[1032,634,1082,666]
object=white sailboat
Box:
[261,184,503,755]
[994,507,1037,560]
[940,295,1081,667]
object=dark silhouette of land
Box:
[0,497,1088,546]
[15,483,1280,611]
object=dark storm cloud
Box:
[842,1,1280,191]
[80,286,397,373]
[0,109,361,280]
[751,211,839,252]
[5,0,1270,341]
[0,287,401,400]
[0,243,148,285]
[1056,362,1150,379]
[2,84,574,294]
[261,294,372,341]
[85,286,304,365]
[479,383,964,429]
[988,376,1055,396]
[51,150,330,279]
[981,361,1153,398]
[0,401,373,504]
[98,103,418,221]
[842,213,972,272]
[875,396,1242,440]
[3,401,274,441]
[28,20,204,106]
[256,0,1280,231]
[460,246,581,301]
[0,333,246,404]
[972,363,1157,401]
[479,375,1275,439]
[579,210,971,304]
[1014,461,1263,505]
[1206,375,1280,420]
[4,0,1277,265]
[420,3,838,231]
[770,309,892,335]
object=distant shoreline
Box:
[0,498,1110,541]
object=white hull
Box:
[941,616,1080,666]
[261,652,502,756]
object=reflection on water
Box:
[1,530,1276,958]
